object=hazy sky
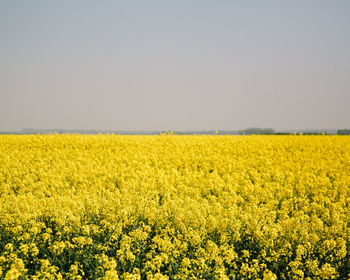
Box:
[1,1,349,131]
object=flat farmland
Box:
[0,135,349,279]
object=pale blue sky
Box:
[1,1,349,131]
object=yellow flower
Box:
[0,135,349,278]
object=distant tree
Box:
[240,128,275,135]
[337,129,350,135]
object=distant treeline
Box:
[337,129,350,135]
[1,128,349,135]
[239,128,275,135]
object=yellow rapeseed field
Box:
[0,135,349,279]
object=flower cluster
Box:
[0,135,349,279]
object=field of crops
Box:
[0,135,349,279]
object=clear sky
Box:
[1,1,349,131]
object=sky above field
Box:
[1,1,349,131]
